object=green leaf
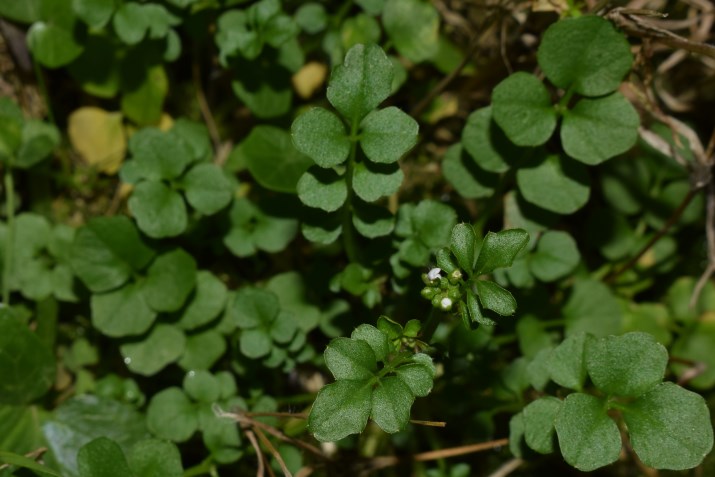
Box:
[325,337,377,380]
[309,380,372,442]
[0,0,41,23]
[295,3,327,34]
[461,106,517,173]
[120,324,186,376]
[450,223,476,273]
[266,272,321,332]
[467,287,494,326]
[351,324,390,362]
[230,287,279,329]
[586,332,668,397]
[0,310,55,404]
[141,249,197,313]
[70,216,155,293]
[442,144,499,199]
[67,35,120,98]
[183,370,220,404]
[370,376,413,433]
[180,164,232,215]
[27,20,84,69]
[359,106,418,164]
[169,119,212,163]
[352,160,403,202]
[474,229,530,275]
[623,382,713,470]
[42,395,148,476]
[77,437,132,477]
[128,128,193,181]
[563,279,622,337]
[127,439,183,477]
[523,397,562,454]
[352,200,394,238]
[230,60,293,119]
[561,93,639,165]
[177,271,227,330]
[547,333,590,391]
[340,14,381,51]
[327,43,393,124]
[73,0,115,29]
[0,450,62,477]
[382,0,439,63]
[410,200,457,248]
[121,64,168,126]
[516,153,590,214]
[112,3,178,44]
[91,282,157,337]
[395,354,435,397]
[291,108,350,168]
[509,413,526,459]
[16,120,60,169]
[554,393,621,471]
[476,280,517,316]
[238,125,313,193]
[297,166,347,212]
[537,15,632,97]
[147,388,198,442]
[529,230,580,282]
[223,198,298,256]
[671,320,715,389]
[128,181,187,239]
[492,72,557,146]
[178,330,227,371]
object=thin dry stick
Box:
[409,419,446,428]
[487,458,524,477]
[365,438,510,471]
[254,426,293,477]
[671,355,707,385]
[245,429,267,477]
[690,182,715,307]
[214,406,328,460]
[606,188,700,283]
[192,56,221,153]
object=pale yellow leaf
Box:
[68,107,126,174]
[292,61,328,99]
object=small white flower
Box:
[428,268,442,281]
[440,297,453,310]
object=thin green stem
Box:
[3,163,14,306]
[182,456,215,477]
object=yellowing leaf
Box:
[158,113,174,131]
[68,107,126,174]
[292,61,328,99]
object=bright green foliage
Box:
[0,309,55,405]
[554,393,622,471]
[119,324,186,376]
[26,0,84,68]
[382,0,439,63]
[145,372,249,464]
[235,125,313,193]
[492,72,557,147]
[309,324,434,441]
[442,144,498,199]
[393,200,457,273]
[421,225,528,328]
[0,98,59,167]
[513,332,714,471]
[124,127,232,238]
[142,249,197,313]
[295,3,327,34]
[112,3,180,45]
[529,231,580,282]
[215,0,298,62]
[516,153,590,214]
[292,43,418,241]
[223,198,298,257]
[563,279,622,337]
[460,107,516,173]
[537,15,632,97]
[77,437,133,477]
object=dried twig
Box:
[487,457,524,477]
[254,426,292,477]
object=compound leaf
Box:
[181,163,233,215]
[128,181,187,239]
[297,167,347,212]
[516,153,590,215]
[523,397,562,454]
[324,337,377,380]
[382,0,439,63]
[370,376,413,433]
[141,249,197,313]
[475,280,517,316]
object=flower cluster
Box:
[420,267,463,311]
